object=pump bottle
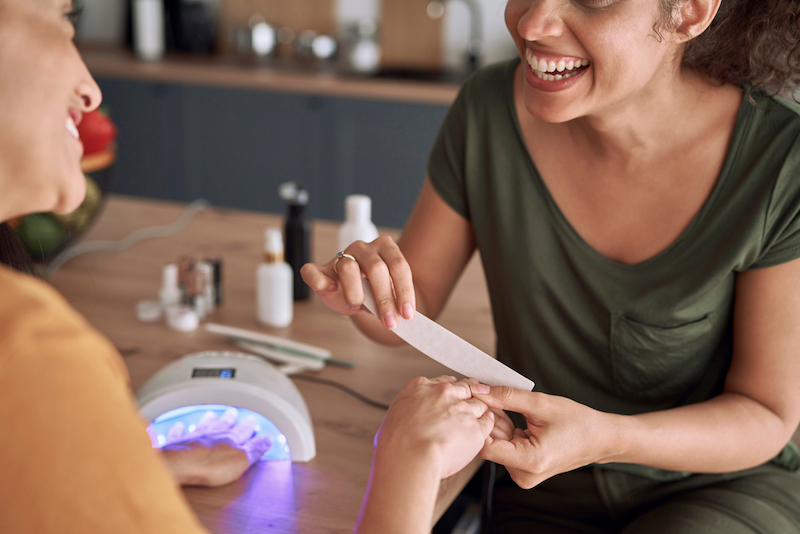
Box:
[337,194,379,252]
[256,228,293,327]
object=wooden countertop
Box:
[41,194,800,532]
[79,46,461,106]
[50,194,495,533]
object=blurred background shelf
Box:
[82,46,455,229]
[74,0,518,230]
[80,46,461,106]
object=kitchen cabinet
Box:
[97,77,449,228]
[99,80,186,201]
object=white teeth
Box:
[532,68,582,81]
[526,51,590,78]
[537,58,548,72]
[66,116,79,140]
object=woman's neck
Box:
[562,69,740,171]
[0,164,57,224]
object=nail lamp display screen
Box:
[148,404,291,461]
[192,367,236,379]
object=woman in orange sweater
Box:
[0,1,495,533]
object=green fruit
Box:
[82,175,101,212]
[16,213,65,259]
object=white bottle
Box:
[158,263,181,309]
[256,228,293,328]
[338,195,379,252]
[133,0,165,61]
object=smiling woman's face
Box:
[505,0,684,123]
[0,0,101,220]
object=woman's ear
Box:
[674,0,722,42]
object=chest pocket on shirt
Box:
[610,312,716,403]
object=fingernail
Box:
[384,311,397,329]
[488,411,495,420]
[347,303,360,311]
[473,384,490,394]
[402,303,414,320]
[327,283,337,292]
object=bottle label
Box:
[264,251,285,263]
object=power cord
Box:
[45,199,210,277]
[291,374,391,410]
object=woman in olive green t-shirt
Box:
[304,0,800,531]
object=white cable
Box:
[45,199,210,277]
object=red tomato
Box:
[77,108,118,155]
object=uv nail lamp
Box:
[136,351,316,462]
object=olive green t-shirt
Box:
[428,59,800,480]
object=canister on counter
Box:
[279,182,310,301]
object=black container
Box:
[126,0,216,54]
[166,0,216,54]
[285,199,310,301]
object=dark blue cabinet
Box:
[98,80,186,201]
[97,77,449,228]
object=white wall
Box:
[336,0,381,27]
[442,0,517,69]
[76,0,126,42]
[335,0,517,69]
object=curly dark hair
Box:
[659,0,800,98]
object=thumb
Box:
[477,410,495,440]
[476,386,539,414]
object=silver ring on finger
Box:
[334,251,357,275]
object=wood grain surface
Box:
[49,195,494,533]
[380,0,443,70]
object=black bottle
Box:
[280,182,310,300]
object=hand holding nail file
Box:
[360,279,534,391]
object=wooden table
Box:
[49,195,495,533]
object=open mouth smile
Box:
[66,116,80,140]
[525,49,590,81]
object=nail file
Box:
[361,279,534,391]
